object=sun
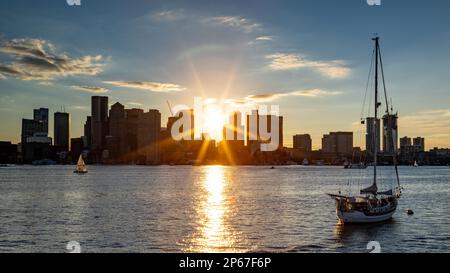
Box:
[203,105,226,141]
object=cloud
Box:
[208,16,261,33]
[0,38,105,81]
[103,80,185,92]
[151,9,187,22]
[70,106,89,110]
[38,81,53,86]
[71,85,109,94]
[127,102,143,107]
[266,53,351,78]
[255,36,273,41]
[227,89,342,105]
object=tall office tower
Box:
[293,134,312,152]
[91,96,108,151]
[382,113,398,154]
[246,110,260,147]
[413,137,425,152]
[137,109,161,164]
[246,110,283,151]
[366,117,381,154]
[54,112,70,151]
[224,112,245,141]
[83,116,92,149]
[33,108,49,134]
[109,102,127,157]
[322,132,353,154]
[125,108,144,153]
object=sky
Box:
[0,0,449,149]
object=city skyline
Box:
[1,0,450,149]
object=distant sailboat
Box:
[414,160,419,167]
[328,36,402,224]
[74,155,88,174]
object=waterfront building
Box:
[293,134,312,152]
[54,112,70,151]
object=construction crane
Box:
[166,100,174,117]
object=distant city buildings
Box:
[3,96,449,166]
[322,132,353,155]
[20,108,52,163]
[293,134,312,152]
[399,136,426,164]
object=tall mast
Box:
[373,36,379,187]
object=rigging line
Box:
[379,45,401,188]
[361,49,375,120]
[378,45,390,115]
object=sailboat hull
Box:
[337,209,395,223]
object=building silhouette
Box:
[54,112,70,152]
[382,113,398,154]
[293,134,312,152]
[91,96,109,153]
[83,116,91,149]
[33,108,49,134]
[322,132,353,155]
[413,137,425,152]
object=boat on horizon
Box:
[328,36,402,224]
[74,154,88,174]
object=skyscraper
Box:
[138,109,161,164]
[413,137,425,152]
[83,116,91,149]
[366,117,381,154]
[33,108,49,134]
[54,112,70,151]
[91,96,108,151]
[108,102,127,159]
[246,110,283,152]
[293,134,312,152]
[382,113,398,154]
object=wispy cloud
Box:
[227,89,342,105]
[266,53,351,79]
[38,81,53,86]
[0,37,105,81]
[70,106,89,110]
[103,80,185,92]
[400,109,450,148]
[255,36,273,41]
[71,85,109,94]
[151,9,187,22]
[208,16,262,33]
[127,102,143,107]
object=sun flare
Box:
[202,105,226,141]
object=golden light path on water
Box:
[183,165,248,253]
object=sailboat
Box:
[74,154,88,174]
[328,36,402,224]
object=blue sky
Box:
[0,0,449,149]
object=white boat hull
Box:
[337,209,396,223]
